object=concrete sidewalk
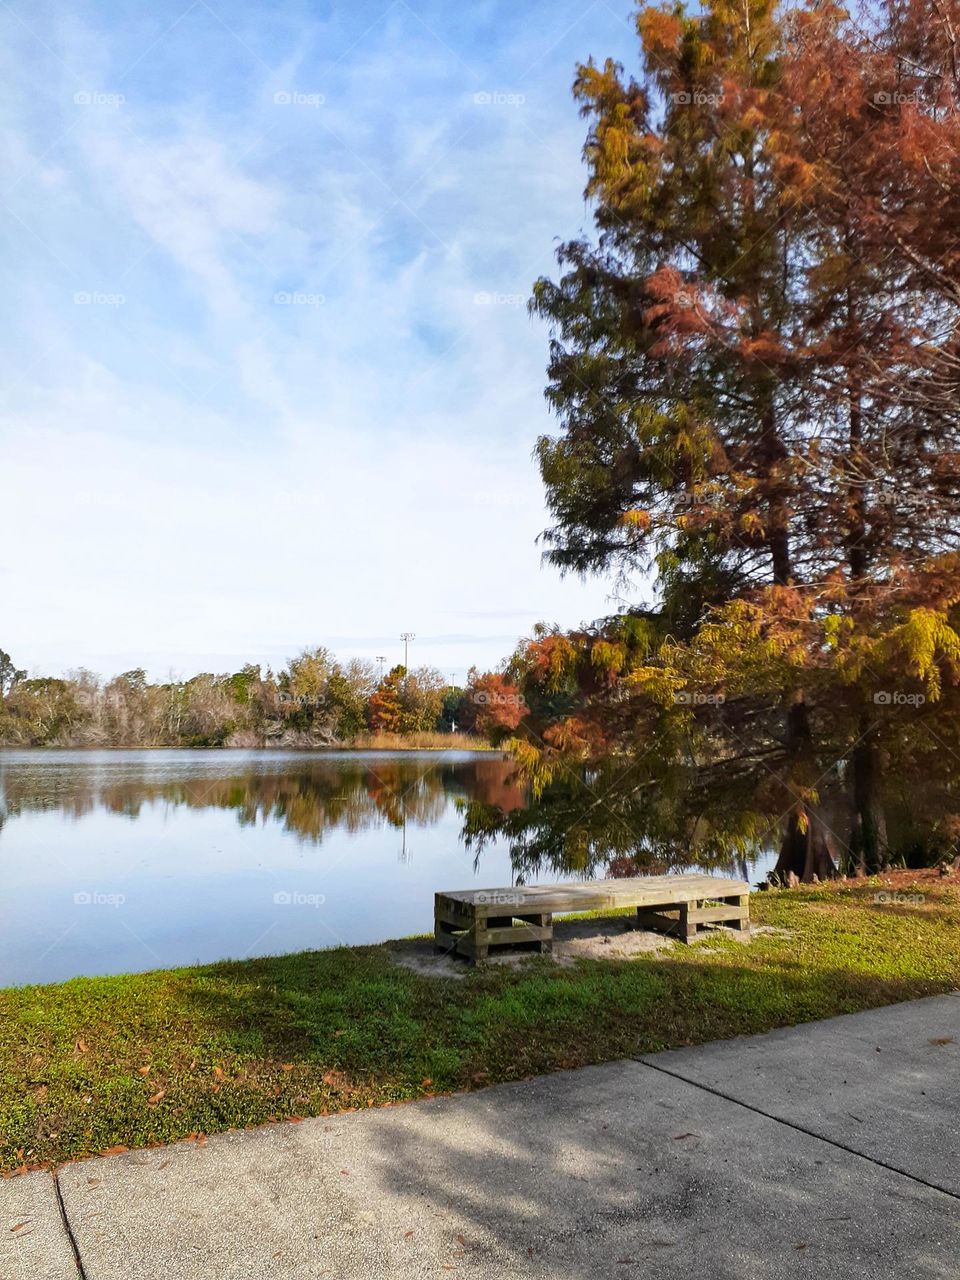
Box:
[4,995,959,1280]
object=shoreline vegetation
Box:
[0,647,513,751]
[3,872,958,1173]
[0,733,496,753]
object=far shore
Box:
[0,733,500,753]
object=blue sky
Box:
[1,0,639,681]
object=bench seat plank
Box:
[437,874,750,916]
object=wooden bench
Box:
[434,874,750,963]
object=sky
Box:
[0,0,640,684]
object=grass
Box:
[3,877,959,1172]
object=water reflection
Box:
[0,749,526,840]
[0,749,526,986]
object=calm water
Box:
[0,749,537,987]
[0,748,774,987]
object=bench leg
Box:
[471,921,489,964]
[679,901,698,944]
[636,905,686,939]
[463,917,490,965]
[434,917,459,955]
[519,912,552,954]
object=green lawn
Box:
[3,879,958,1171]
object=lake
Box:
[0,748,542,986]
[0,748,772,987]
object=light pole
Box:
[400,632,415,672]
[375,655,386,681]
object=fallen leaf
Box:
[9,1223,26,1233]
[929,1037,955,1046]
[75,1039,89,1054]
[138,1066,151,1077]
[148,1090,165,1105]
[281,1064,294,1072]
[421,1078,433,1087]
[404,1230,414,1239]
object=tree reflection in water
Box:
[0,752,527,848]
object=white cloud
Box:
[0,0,639,680]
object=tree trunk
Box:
[772,809,838,883]
[771,691,838,883]
[842,285,888,875]
[848,724,888,874]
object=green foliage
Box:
[0,648,26,700]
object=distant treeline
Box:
[0,646,518,748]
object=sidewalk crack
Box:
[633,1057,960,1203]
[53,1171,89,1279]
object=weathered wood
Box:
[635,907,682,933]
[686,904,748,924]
[435,874,751,964]
[439,873,750,915]
[519,912,553,953]
[477,923,552,945]
[637,901,748,938]
[454,936,489,962]
[433,916,460,954]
